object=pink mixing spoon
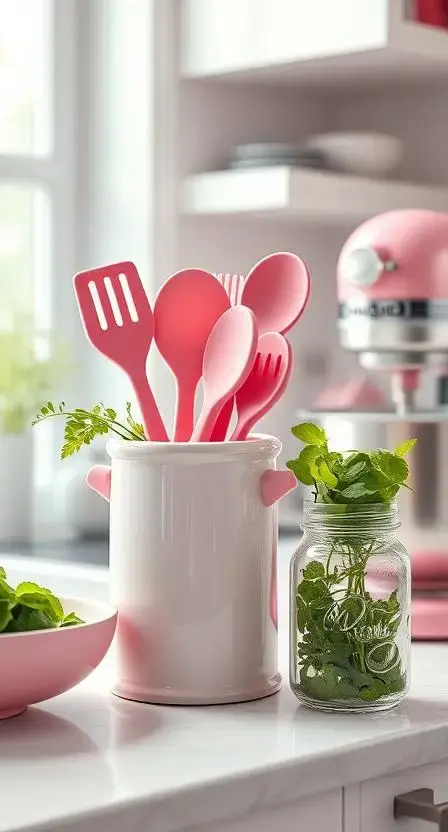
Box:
[230,333,293,441]
[190,306,258,443]
[153,269,229,441]
[73,261,168,442]
[211,252,310,440]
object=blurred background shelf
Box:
[183,167,448,223]
[181,0,448,88]
[182,0,448,86]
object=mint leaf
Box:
[0,600,12,632]
[338,482,375,499]
[287,458,314,486]
[62,612,84,627]
[0,576,16,602]
[302,561,326,580]
[287,445,322,486]
[318,461,338,488]
[359,680,387,701]
[371,451,408,484]
[0,573,84,634]
[16,583,64,623]
[395,438,417,457]
[7,606,57,632]
[342,460,367,483]
[291,422,326,445]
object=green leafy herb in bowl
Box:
[287,422,415,710]
[0,567,84,633]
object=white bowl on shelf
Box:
[306,132,404,178]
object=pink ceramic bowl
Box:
[0,596,117,720]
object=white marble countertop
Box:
[2,542,448,832]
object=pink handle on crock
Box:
[86,465,111,502]
[261,470,296,507]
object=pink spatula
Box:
[73,261,168,441]
[230,332,293,441]
[190,306,258,443]
[154,269,229,441]
[211,252,310,440]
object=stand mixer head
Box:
[334,209,448,640]
[337,209,448,412]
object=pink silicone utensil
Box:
[242,251,311,334]
[190,306,258,443]
[214,272,245,306]
[230,332,293,441]
[211,252,310,440]
[73,261,168,441]
[153,268,230,441]
[211,272,245,434]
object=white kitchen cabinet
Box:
[181,0,448,87]
[186,790,342,832]
[360,759,448,832]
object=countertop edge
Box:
[19,716,448,832]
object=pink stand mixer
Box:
[335,209,448,641]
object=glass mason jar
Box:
[290,501,411,713]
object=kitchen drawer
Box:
[361,759,448,832]
[187,788,342,832]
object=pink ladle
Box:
[154,268,229,441]
[211,251,310,440]
[190,306,258,443]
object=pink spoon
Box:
[73,261,168,441]
[190,306,258,443]
[211,252,310,440]
[230,332,293,441]
[242,251,311,334]
[154,268,229,441]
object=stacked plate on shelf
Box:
[228,142,328,170]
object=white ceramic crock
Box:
[87,434,296,705]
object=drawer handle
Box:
[395,789,448,830]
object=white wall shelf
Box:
[183,167,448,223]
[181,0,448,88]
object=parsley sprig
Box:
[33,401,145,458]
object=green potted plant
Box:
[0,314,65,542]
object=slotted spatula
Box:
[73,261,168,441]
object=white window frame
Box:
[0,0,77,337]
[0,1,78,532]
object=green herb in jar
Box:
[287,423,415,709]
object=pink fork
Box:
[214,273,245,307]
[211,273,245,440]
[73,261,168,441]
[230,332,293,441]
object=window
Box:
[0,0,76,495]
[0,0,53,316]
[1,0,158,565]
